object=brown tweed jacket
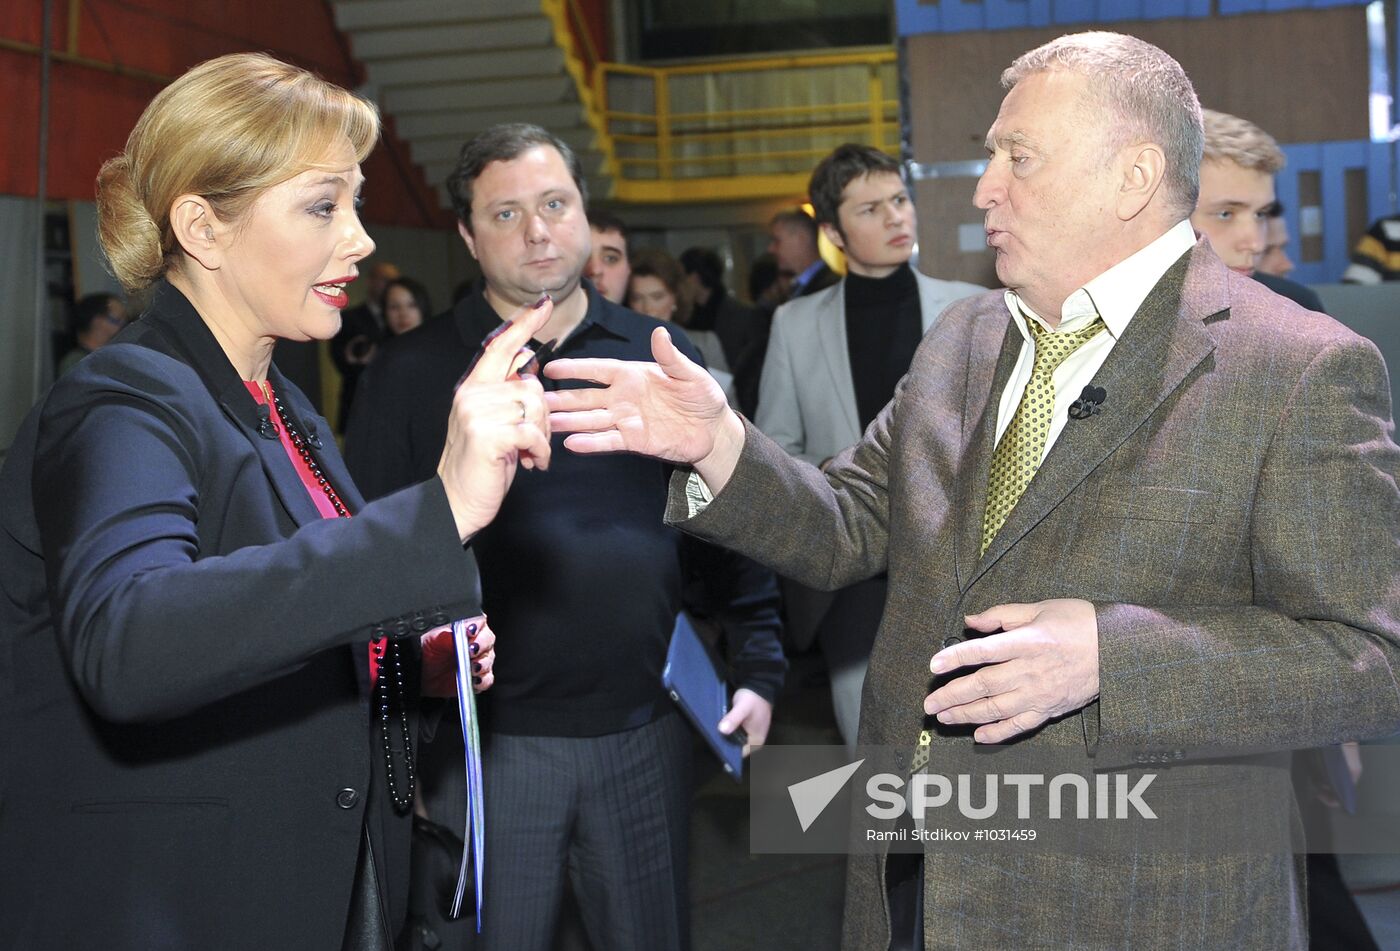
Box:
[669,240,1400,950]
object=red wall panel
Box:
[2,0,450,228]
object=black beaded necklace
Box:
[258,381,416,813]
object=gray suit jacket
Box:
[669,240,1400,949]
[756,270,986,465]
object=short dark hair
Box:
[679,247,724,293]
[628,248,685,298]
[808,144,902,231]
[446,123,587,232]
[748,253,780,301]
[588,210,629,245]
[72,293,120,336]
[770,208,818,245]
[380,276,433,326]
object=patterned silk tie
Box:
[911,313,1106,773]
[979,315,1107,556]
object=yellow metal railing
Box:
[542,0,623,183]
[597,49,897,203]
[540,0,896,203]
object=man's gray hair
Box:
[1002,31,1204,219]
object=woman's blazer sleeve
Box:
[33,347,478,724]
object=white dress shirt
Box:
[993,219,1196,460]
[688,219,1197,512]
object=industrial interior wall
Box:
[1,0,450,227]
[904,6,1371,288]
[0,0,463,452]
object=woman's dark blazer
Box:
[0,282,480,950]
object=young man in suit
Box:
[547,32,1400,949]
[757,144,983,748]
[1189,109,1325,312]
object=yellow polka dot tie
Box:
[910,314,1105,773]
[979,315,1106,556]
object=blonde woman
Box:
[0,53,552,950]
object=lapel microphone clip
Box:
[1068,384,1107,420]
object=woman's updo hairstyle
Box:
[96,52,380,292]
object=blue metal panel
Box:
[1321,141,1365,282]
[940,0,988,31]
[1053,0,1097,24]
[985,0,1032,29]
[1276,141,1380,284]
[1278,144,1323,285]
[1274,167,1306,282]
[1095,0,1142,20]
[1366,142,1394,226]
[1139,0,1191,19]
[895,0,1335,33]
[894,0,941,37]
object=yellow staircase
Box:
[334,0,897,207]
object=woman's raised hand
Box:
[437,297,553,543]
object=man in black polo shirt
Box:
[345,123,784,951]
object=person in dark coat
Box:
[0,52,558,951]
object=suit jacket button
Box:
[895,751,906,770]
[336,787,359,809]
[941,636,960,650]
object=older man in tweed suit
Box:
[546,32,1400,950]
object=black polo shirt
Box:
[346,281,784,737]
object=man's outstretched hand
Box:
[544,326,746,490]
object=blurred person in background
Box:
[58,292,128,376]
[382,275,432,336]
[630,248,736,405]
[1189,109,1323,312]
[680,246,762,374]
[584,210,632,305]
[331,259,400,430]
[768,208,839,300]
[1257,201,1294,279]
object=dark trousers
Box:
[1307,853,1380,951]
[476,713,693,951]
[885,822,924,951]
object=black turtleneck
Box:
[844,263,922,430]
